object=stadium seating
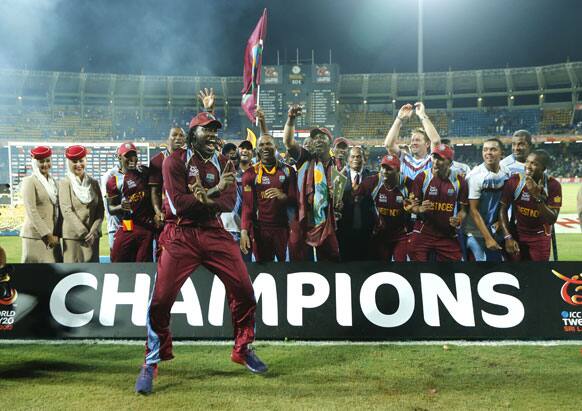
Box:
[540,108,574,134]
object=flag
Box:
[245,127,257,148]
[241,8,267,123]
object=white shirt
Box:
[500,154,525,175]
[465,163,510,234]
[399,152,432,180]
[350,169,363,186]
[100,166,121,234]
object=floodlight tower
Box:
[417,0,424,74]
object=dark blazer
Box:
[336,167,375,261]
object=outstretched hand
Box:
[198,88,215,111]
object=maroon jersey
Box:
[241,162,297,231]
[149,149,169,186]
[162,148,235,228]
[500,173,562,236]
[106,166,155,228]
[411,170,468,238]
[356,174,413,240]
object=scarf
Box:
[31,158,58,205]
[66,161,93,205]
[254,161,277,184]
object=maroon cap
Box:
[189,112,222,130]
[431,143,455,161]
[117,142,137,157]
[30,146,52,160]
[381,154,401,170]
[310,127,333,141]
[65,145,87,161]
[333,137,351,148]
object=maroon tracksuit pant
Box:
[110,224,154,262]
[145,223,256,365]
[252,226,289,263]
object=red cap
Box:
[333,137,351,148]
[30,146,52,160]
[189,112,222,129]
[381,154,401,170]
[310,127,334,141]
[431,143,455,161]
[65,145,87,160]
[117,142,138,157]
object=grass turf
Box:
[1,343,581,410]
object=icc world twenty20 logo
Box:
[552,270,582,306]
[0,266,18,306]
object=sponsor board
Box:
[1,262,582,340]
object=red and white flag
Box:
[241,8,267,123]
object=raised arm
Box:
[255,106,269,136]
[384,104,413,155]
[283,105,303,155]
[414,102,441,151]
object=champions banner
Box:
[1,262,582,340]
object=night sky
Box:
[0,0,581,76]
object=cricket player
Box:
[149,126,186,229]
[135,111,267,395]
[240,133,297,262]
[465,138,510,261]
[408,144,469,261]
[499,150,561,261]
[354,154,413,262]
[283,105,340,262]
[383,102,442,180]
[106,142,155,262]
[500,129,533,175]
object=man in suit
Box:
[336,146,375,261]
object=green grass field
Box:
[1,343,581,410]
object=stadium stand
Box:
[0,62,581,181]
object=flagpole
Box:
[255,84,260,127]
[255,38,263,127]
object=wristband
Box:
[504,234,513,240]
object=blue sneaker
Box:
[135,364,157,394]
[231,348,268,374]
